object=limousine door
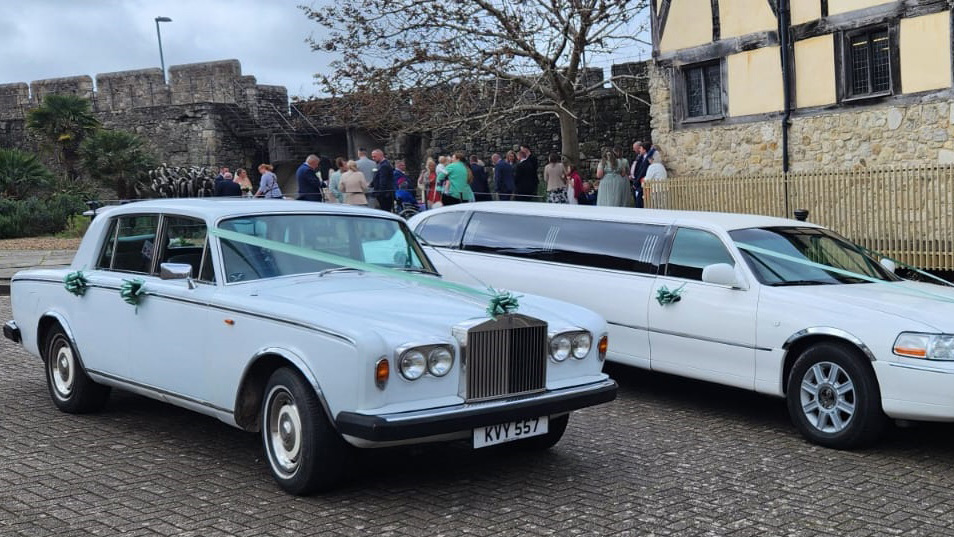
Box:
[648,228,758,390]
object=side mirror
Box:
[702,263,739,287]
[160,263,197,289]
[880,258,897,273]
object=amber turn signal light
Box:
[375,357,389,389]
[598,335,608,361]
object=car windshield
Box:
[729,226,899,285]
[217,213,434,283]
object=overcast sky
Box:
[1,1,650,100]
[1,0,332,99]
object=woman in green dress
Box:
[596,150,632,207]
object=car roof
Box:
[95,199,402,222]
[411,202,822,231]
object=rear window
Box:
[416,211,467,247]
[461,212,665,274]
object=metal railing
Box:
[645,164,954,270]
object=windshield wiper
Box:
[318,267,364,277]
[771,280,835,286]
[397,267,440,275]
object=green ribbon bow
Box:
[486,289,521,319]
[64,271,89,297]
[656,284,685,306]
[120,278,147,308]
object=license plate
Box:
[473,416,548,448]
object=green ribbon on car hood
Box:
[209,227,520,319]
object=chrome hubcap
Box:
[266,388,303,477]
[800,362,855,433]
[52,344,75,398]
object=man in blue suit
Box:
[296,154,324,202]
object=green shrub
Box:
[0,193,87,239]
[56,213,92,238]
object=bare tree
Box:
[303,0,650,164]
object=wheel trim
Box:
[265,387,304,478]
[799,361,856,434]
[51,342,76,399]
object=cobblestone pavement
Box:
[3,297,954,536]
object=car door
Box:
[68,213,161,381]
[124,215,215,402]
[647,226,759,390]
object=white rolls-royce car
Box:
[409,202,954,449]
[3,199,616,495]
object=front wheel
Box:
[44,326,110,413]
[786,342,885,449]
[262,368,349,495]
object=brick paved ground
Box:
[3,296,954,536]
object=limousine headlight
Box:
[893,332,954,361]
[550,331,592,362]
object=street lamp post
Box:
[155,16,172,83]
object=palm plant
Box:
[26,94,101,182]
[79,129,156,200]
[0,148,55,199]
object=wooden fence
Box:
[644,164,954,270]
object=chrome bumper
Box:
[3,320,20,344]
[335,378,617,442]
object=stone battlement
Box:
[0,59,288,120]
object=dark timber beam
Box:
[656,31,780,64]
[711,0,721,41]
[792,0,949,41]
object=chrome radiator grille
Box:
[464,315,547,402]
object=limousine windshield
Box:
[729,227,899,286]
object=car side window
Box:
[665,228,735,281]
[97,215,160,274]
[461,212,665,274]
[417,211,467,247]
[154,216,212,282]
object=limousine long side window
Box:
[461,212,666,274]
[416,211,468,247]
[664,227,735,281]
[96,215,160,274]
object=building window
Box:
[685,62,722,118]
[845,27,892,97]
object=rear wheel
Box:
[514,414,570,451]
[786,342,885,449]
[44,326,110,413]
[262,368,349,495]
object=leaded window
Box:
[685,62,722,118]
[846,27,892,97]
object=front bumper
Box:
[335,378,618,442]
[3,320,20,344]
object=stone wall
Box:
[0,60,288,177]
[649,63,954,176]
[424,62,652,165]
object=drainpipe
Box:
[779,0,792,215]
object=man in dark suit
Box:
[491,153,514,200]
[214,172,242,197]
[469,155,492,201]
[296,154,324,201]
[630,141,651,208]
[371,149,394,212]
[514,145,539,200]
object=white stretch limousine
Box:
[409,202,954,448]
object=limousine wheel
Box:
[43,326,110,414]
[262,368,348,495]
[786,342,885,449]
[514,414,569,451]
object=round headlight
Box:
[550,335,571,362]
[427,347,454,376]
[399,350,426,380]
[571,332,592,359]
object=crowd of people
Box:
[210,140,668,212]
